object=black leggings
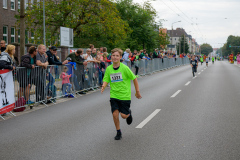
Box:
[135,66,139,75]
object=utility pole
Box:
[20,0,25,56]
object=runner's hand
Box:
[135,91,142,99]
[101,86,105,94]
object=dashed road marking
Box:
[185,81,191,86]
[171,90,181,98]
[198,72,201,75]
[136,109,161,129]
[201,70,203,72]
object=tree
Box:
[115,0,163,51]
[176,35,189,54]
[200,43,213,56]
[226,35,240,55]
[16,0,130,48]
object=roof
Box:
[167,28,190,38]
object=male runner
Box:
[212,56,215,64]
[206,56,209,67]
[200,56,203,65]
[190,55,198,77]
[101,48,142,140]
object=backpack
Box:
[107,53,111,60]
[14,97,26,112]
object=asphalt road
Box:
[1,60,240,160]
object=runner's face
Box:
[111,52,121,63]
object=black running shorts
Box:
[110,98,131,115]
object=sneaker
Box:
[68,94,75,98]
[64,94,68,98]
[114,132,122,140]
[126,109,133,125]
[26,100,34,105]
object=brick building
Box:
[0,0,20,45]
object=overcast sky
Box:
[133,0,240,48]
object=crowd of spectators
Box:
[0,41,191,116]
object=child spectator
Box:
[60,66,74,97]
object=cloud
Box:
[133,0,240,47]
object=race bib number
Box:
[191,61,196,65]
[110,72,123,83]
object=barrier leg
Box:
[0,115,5,120]
[9,111,16,116]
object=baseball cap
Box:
[50,46,57,51]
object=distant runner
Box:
[212,56,215,64]
[190,55,198,77]
[206,56,209,67]
[200,56,204,65]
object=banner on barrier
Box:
[0,69,15,115]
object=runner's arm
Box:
[133,78,142,99]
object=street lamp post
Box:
[171,21,181,53]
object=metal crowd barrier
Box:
[11,57,190,112]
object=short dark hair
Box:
[28,46,37,54]
[76,49,83,54]
[103,47,107,52]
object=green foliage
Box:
[225,35,240,55]
[115,0,167,51]
[176,35,189,54]
[200,43,213,56]
[16,0,130,48]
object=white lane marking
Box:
[201,70,203,72]
[136,109,161,129]
[198,72,201,75]
[171,90,181,98]
[204,68,206,70]
[193,76,197,79]
[185,81,191,86]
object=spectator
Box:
[60,66,73,97]
[46,46,68,65]
[149,52,153,60]
[46,46,68,80]
[85,48,96,88]
[91,48,97,58]
[66,49,87,94]
[18,46,37,104]
[122,49,130,66]
[0,40,6,52]
[153,49,158,58]
[0,44,16,70]
[89,44,94,52]
[99,47,103,54]
[35,44,48,102]
[66,49,88,66]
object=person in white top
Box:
[205,56,209,67]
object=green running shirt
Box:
[103,63,136,100]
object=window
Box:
[11,27,15,43]
[3,26,8,44]
[18,0,20,10]
[11,0,15,10]
[3,0,7,9]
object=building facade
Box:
[167,28,192,53]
